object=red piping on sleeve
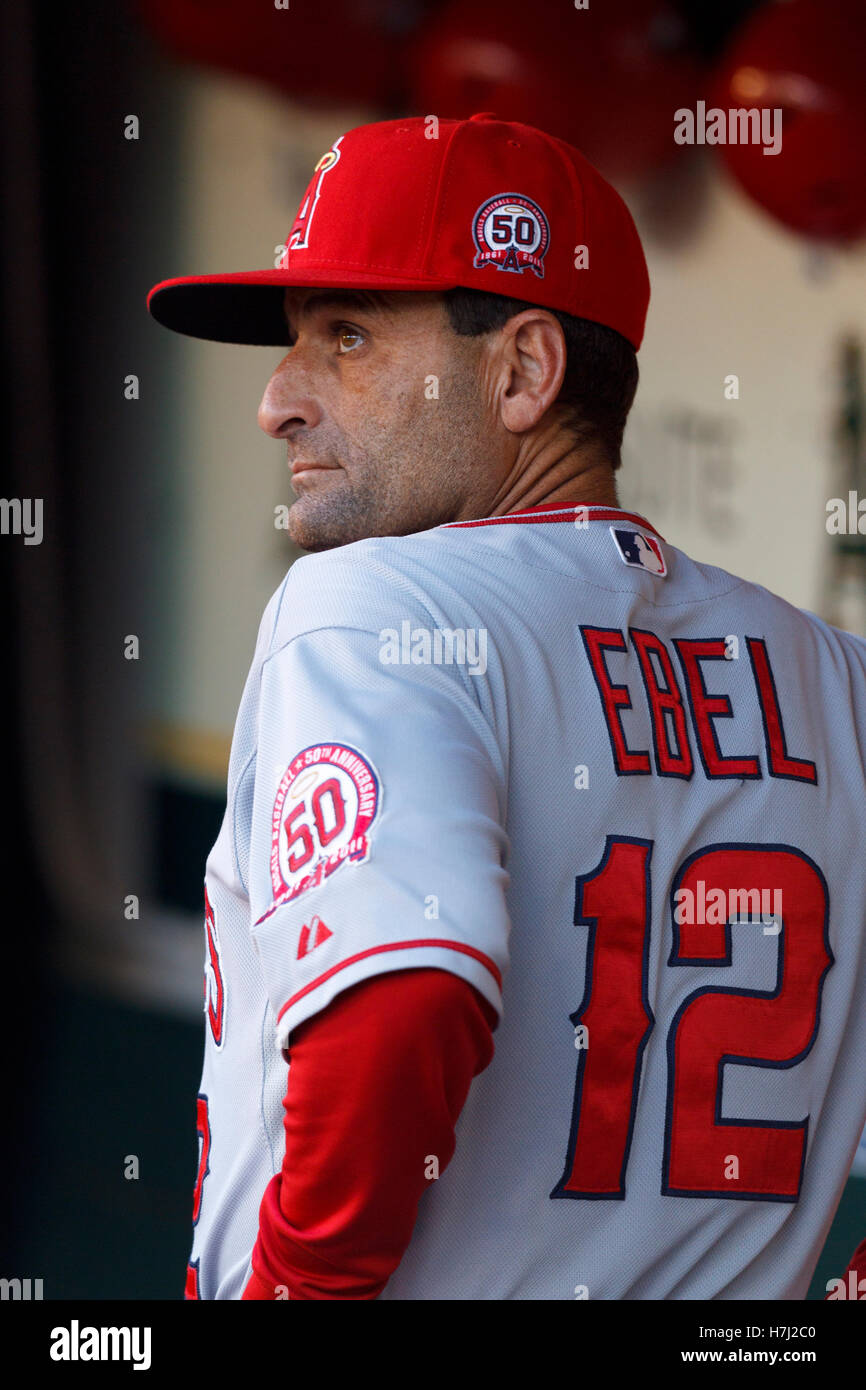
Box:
[275,937,502,1024]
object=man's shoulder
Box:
[666,542,866,648]
[257,521,866,670]
[262,529,454,656]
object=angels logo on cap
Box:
[283,136,344,259]
[472,192,550,278]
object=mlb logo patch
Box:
[610,527,667,577]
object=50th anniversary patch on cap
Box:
[472,193,550,278]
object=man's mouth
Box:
[291,460,336,478]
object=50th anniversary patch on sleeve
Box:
[260,743,381,922]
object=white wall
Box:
[624,157,866,619]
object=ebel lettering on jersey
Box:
[580,626,819,783]
[262,742,381,919]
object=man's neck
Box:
[498,467,619,515]
[468,435,619,519]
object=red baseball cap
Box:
[147,112,650,350]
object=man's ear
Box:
[496,310,568,434]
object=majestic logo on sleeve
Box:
[297,914,333,959]
[282,136,344,261]
[472,193,550,278]
[270,743,380,907]
[610,527,667,577]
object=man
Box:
[148,113,866,1300]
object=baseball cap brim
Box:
[147,268,459,345]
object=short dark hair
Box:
[441,286,639,469]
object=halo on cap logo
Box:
[314,149,340,175]
[472,192,550,278]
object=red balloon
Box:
[138,0,396,110]
[712,0,866,243]
[408,0,704,182]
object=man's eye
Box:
[336,325,364,353]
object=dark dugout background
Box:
[1,0,201,1297]
[1,0,865,1300]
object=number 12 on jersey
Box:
[551,837,832,1203]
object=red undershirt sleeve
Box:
[241,966,498,1300]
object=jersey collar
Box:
[442,500,663,540]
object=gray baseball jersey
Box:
[188,500,866,1300]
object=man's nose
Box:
[257,356,323,439]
